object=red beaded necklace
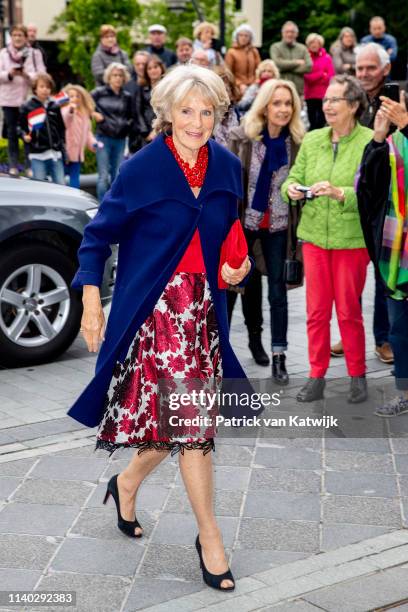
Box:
[165,135,208,188]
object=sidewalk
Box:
[0,269,407,611]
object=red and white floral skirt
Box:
[95,272,222,457]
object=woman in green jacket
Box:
[281,75,373,403]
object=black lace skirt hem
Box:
[94,438,215,458]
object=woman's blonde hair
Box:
[193,21,219,40]
[65,84,95,116]
[103,62,131,85]
[243,79,304,144]
[151,64,230,134]
[255,59,280,80]
[306,33,324,48]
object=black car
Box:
[0,178,116,368]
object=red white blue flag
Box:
[52,90,70,106]
[27,107,46,132]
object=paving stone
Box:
[324,471,399,498]
[11,478,94,506]
[395,454,408,474]
[400,476,408,497]
[0,476,22,501]
[254,446,321,470]
[237,518,319,553]
[325,450,394,473]
[87,481,169,511]
[0,458,38,477]
[0,568,41,591]
[29,455,107,482]
[321,524,393,551]
[152,513,238,546]
[243,491,320,521]
[211,444,253,466]
[264,602,323,611]
[0,534,60,569]
[390,438,408,454]
[51,444,97,457]
[0,502,78,536]
[324,437,390,453]
[322,495,402,527]
[249,467,321,494]
[71,507,155,539]
[257,438,322,451]
[165,486,243,516]
[140,544,203,581]
[51,536,143,576]
[304,566,408,611]
[124,577,202,611]
[104,460,177,485]
[231,550,308,580]
[36,572,130,612]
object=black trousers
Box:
[306,99,326,131]
[2,106,20,168]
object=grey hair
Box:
[150,64,230,134]
[355,42,390,68]
[103,62,131,84]
[232,24,254,43]
[281,21,299,34]
[329,74,367,119]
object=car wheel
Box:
[0,243,82,368]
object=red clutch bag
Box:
[218,219,248,289]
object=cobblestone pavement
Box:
[0,268,407,611]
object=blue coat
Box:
[67,134,254,428]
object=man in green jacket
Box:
[270,21,312,96]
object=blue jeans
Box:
[244,229,288,352]
[387,298,408,390]
[96,135,126,201]
[374,268,390,346]
[65,162,81,188]
[31,158,65,185]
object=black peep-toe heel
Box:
[102,474,143,538]
[195,535,235,591]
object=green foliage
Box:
[138,0,237,48]
[50,0,141,89]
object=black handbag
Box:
[284,201,303,285]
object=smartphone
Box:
[383,82,400,102]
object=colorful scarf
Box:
[379,130,408,299]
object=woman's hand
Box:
[23,133,32,143]
[379,92,408,130]
[221,256,251,286]
[310,181,344,201]
[80,286,106,352]
[287,183,306,201]
[93,111,104,123]
[373,108,391,143]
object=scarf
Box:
[251,127,289,213]
[379,130,408,299]
[101,43,120,55]
[7,43,29,64]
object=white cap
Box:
[148,24,167,34]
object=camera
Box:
[295,185,314,200]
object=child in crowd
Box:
[18,72,66,184]
[61,84,100,188]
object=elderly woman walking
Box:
[91,62,132,201]
[67,65,252,591]
[282,75,373,403]
[228,79,304,381]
